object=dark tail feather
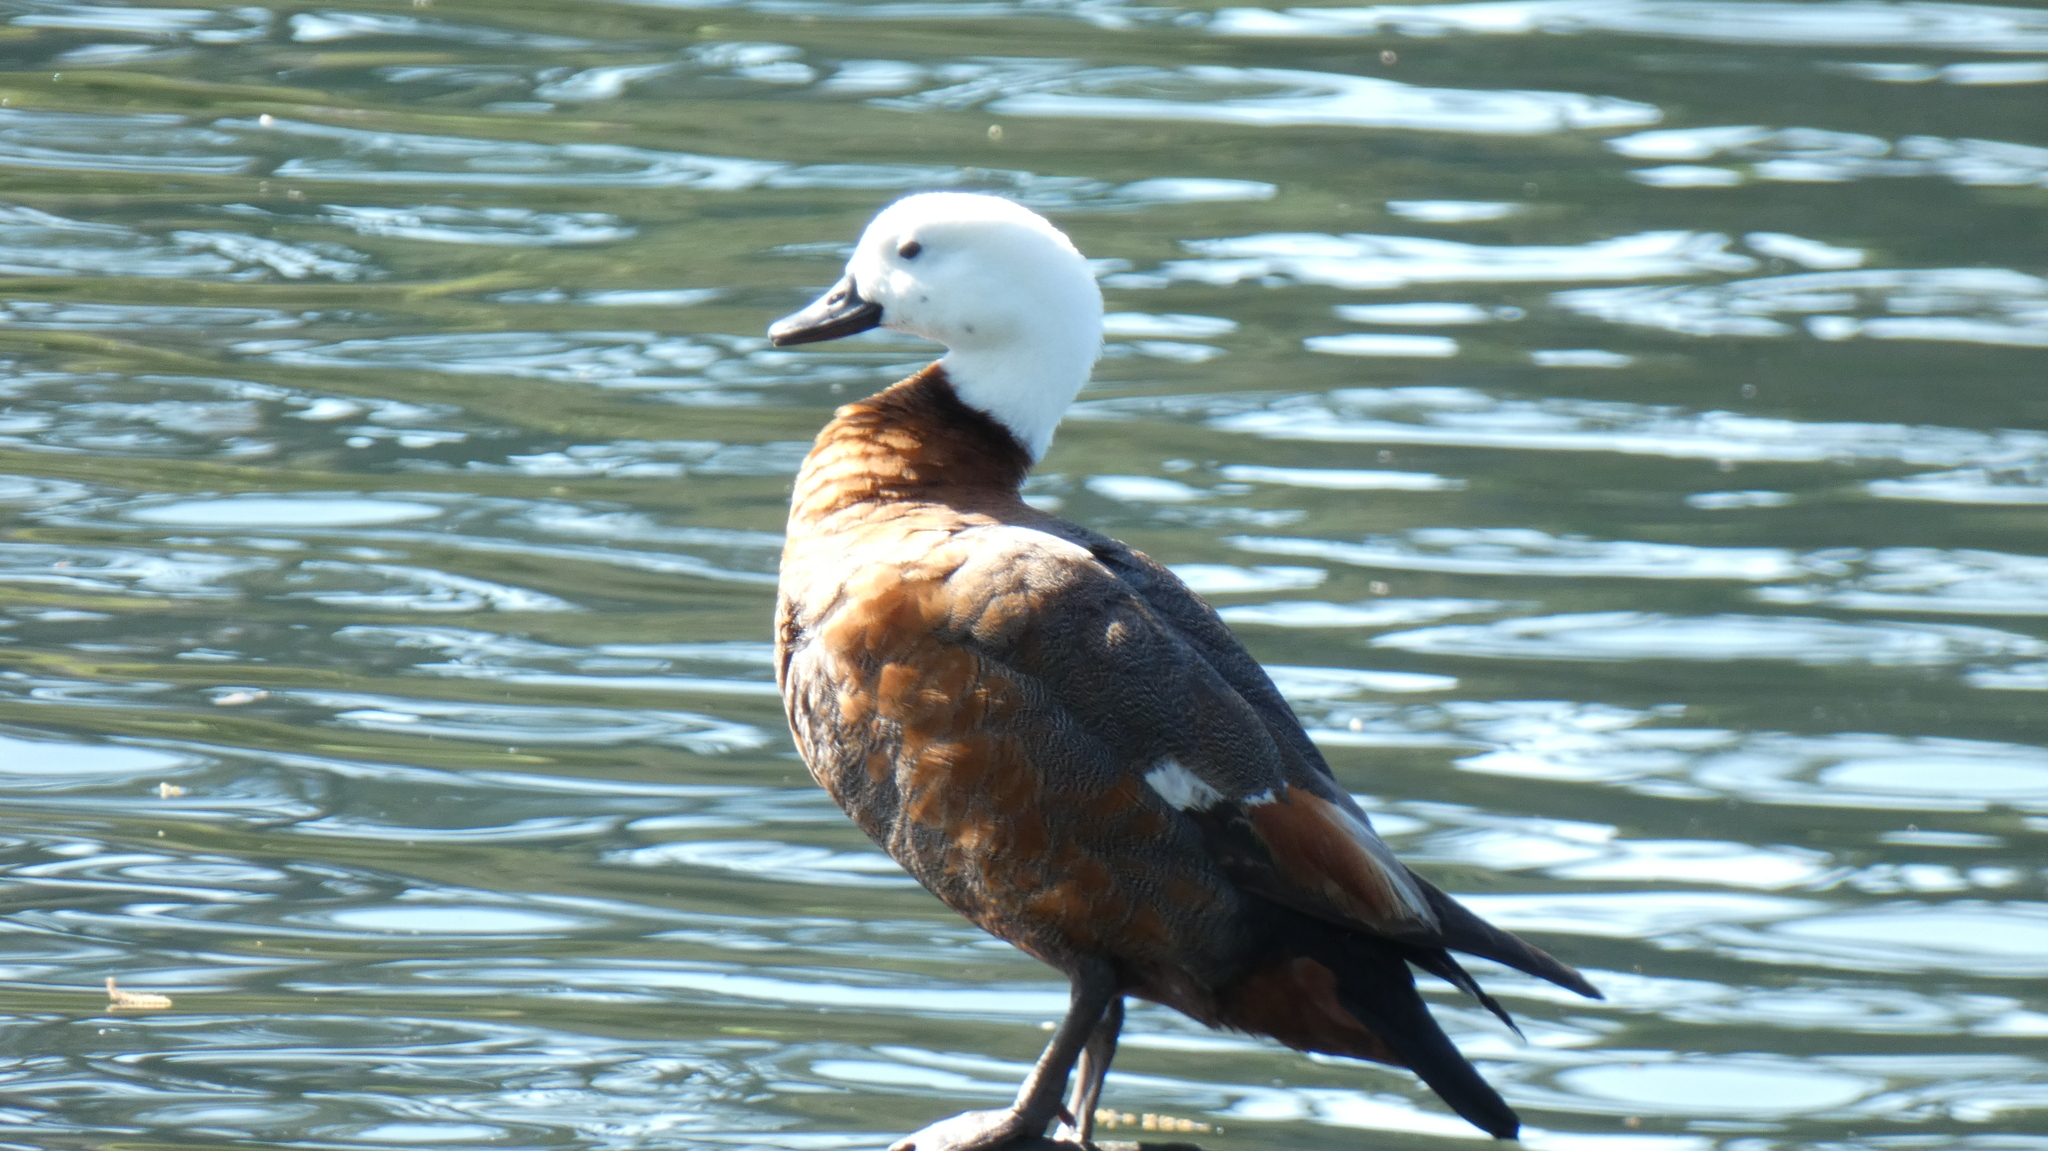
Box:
[1412,872,1604,1000]
[1320,939,1521,1140]
[1405,947,1522,1039]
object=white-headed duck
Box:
[769,192,1600,1151]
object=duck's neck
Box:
[940,332,1097,463]
[789,365,1034,529]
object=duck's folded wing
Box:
[1085,538,1339,786]
[946,527,1437,939]
[960,528,1597,996]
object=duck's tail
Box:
[1213,914,1524,1139]
[1318,934,1524,1140]
[1407,869,1605,1001]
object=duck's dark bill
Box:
[769,276,884,346]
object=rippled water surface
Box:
[2,1,2046,1148]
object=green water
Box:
[2,1,2047,1148]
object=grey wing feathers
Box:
[1081,537,1339,784]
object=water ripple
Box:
[884,62,1659,134]
[1558,267,2048,346]
[0,373,479,462]
[334,625,780,696]
[1164,563,1325,593]
[1181,385,2048,465]
[0,541,274,599]
[124,495,446,528]
[0,107,253,175]
[208,116,1265,208]
[1145,229,1755,290]
[1462,725,2048,814]
[1,1014,794,1150]
[0,203,374,280]
[234,328,963,406]
[1209,1,2048,51]
[1219,597,1502,629]
[1757,548,2048,616]
[1871,461,2048,506]
[240,330,730,386]
[1829,59,2048,86]
[280,689,771,751]
[280,560,581,614]
[312,204,637,247]
[609,840,916,888]
[0,729,198,786]
[1706,901,2048,977]
[287,9,595,50]
[1232,528,1806,580]
[0,3,2039,1147]
[1613,126,2048,189]
[1418,826,1837,890]
[1264,664,1460,697]
[1217,464,1468,491]
[10,2,272,40]
[1375,611,2046,666]
[1,108,757,193]
[1540,1056,1884,1119]
[32,491,781,589]
[0,299,307,330]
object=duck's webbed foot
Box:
[888,1107,1044,1151]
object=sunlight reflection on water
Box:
[1,0,2045,1148]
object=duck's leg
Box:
[1053,996,1123,1144]
[890,962,1118,1151]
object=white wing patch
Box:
[1144,759,1225,811]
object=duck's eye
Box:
[898,240,923,260]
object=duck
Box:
[768,191,1600,1151]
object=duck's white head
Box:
[769,192,1103,461]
